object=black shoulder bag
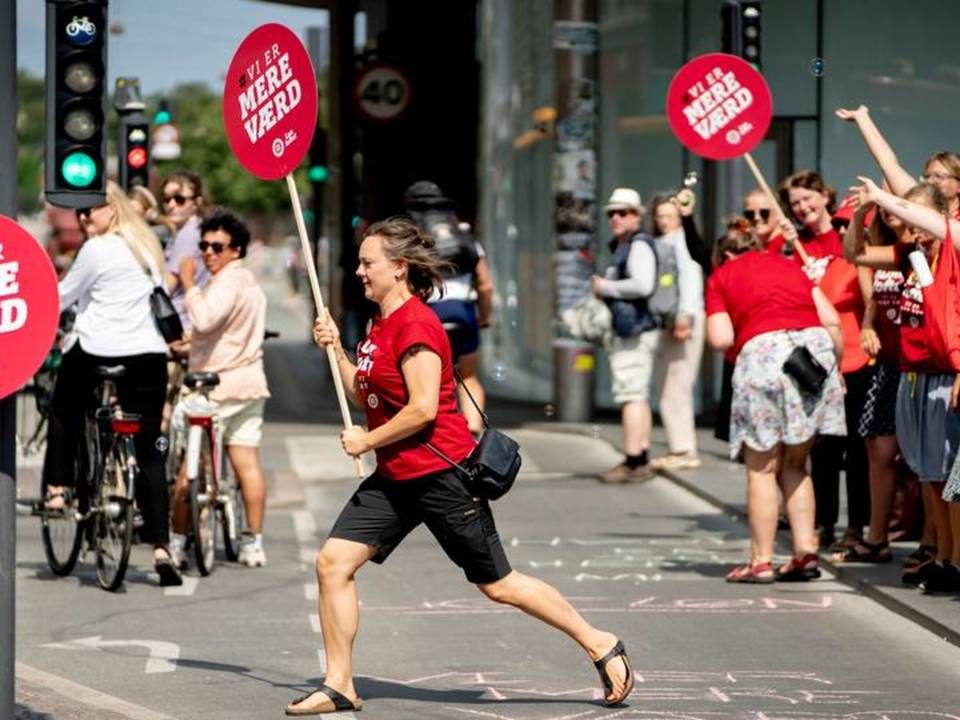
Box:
[423,372,522,500]
[125,237,184,343]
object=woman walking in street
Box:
[287,217,633,714]
[706,221,846,583]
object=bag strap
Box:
[120,233,163,287]
[452,368,490,429]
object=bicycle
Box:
[179,371,244,575]
[18,365,142,592]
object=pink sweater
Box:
[185,260,270,402]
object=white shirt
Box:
[59,233,168,357]
[601,238,657,299]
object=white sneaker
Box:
[168,535,187,570]
[238,540,267,568]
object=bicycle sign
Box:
[354,63,411,123]
[64,15,97,46]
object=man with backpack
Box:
[404,181,494,434]
[592,187,675,483]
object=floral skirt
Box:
[729,327,847,459]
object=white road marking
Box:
[304,582,317,600]
[16,662,182,720]
[41,636,180,674]
[163,576,199,596]
[292,509,317,544]
[309,613,321,633]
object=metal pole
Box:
[0,0,19,712]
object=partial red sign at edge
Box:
[222,23,319,181]
[0,214,60,400]
[666,52,773,161]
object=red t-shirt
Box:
[819,258,868,374]
[893,243,956,373]
[705,250,821,358]
[871,268,904,365]
[767,228,844,282]
[355,296,475,480]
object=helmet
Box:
[403,180,454,210]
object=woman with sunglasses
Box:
[836,105,960,220]
[170,208,271,569]
[743,189,779,248]
[707,220,845,583]
[161,170,209,333]
[42,181,181,586]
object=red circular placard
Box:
[666,53,773,161]
[0,215,60,400]
[223,23,318,181]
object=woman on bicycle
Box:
[170,208,271,568]
[290,217,633,715]
[42,181,181,587]
[162,170,209,331]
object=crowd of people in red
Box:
[705,105,960,592]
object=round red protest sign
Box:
[223,23,318,180]
[666,53,773,161]
[0,215,60,400]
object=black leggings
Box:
[42,345,169,544]
[811,365,871,533]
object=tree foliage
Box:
[14,70,311,216]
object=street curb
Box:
[529,420,960,651]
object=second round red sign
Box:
[666,53,773,161]
[223,23,319,181]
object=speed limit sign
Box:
[354,63,411,123]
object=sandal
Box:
[827,529,862,554]
[153,548,183,587]
[833,539,892,564]
[903,544,936,569]
[775,553,821,582]
[594,640,634,707]
[286,683,363,715]
[725,562,774,584]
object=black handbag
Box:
[149,286,184,343]
[782,343,828,396]
[424,372,521,500]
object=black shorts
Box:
[329,468,512,584]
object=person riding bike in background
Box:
[403,181,494,434]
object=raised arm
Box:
[836,105,917,196]
[856,176,960,249]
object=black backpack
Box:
[409,208,479,278]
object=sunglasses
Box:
[198,240,230,253]
[163,193,196,206]
[74,204,108,221]
[606,209,632,219]
[743,209,771,222]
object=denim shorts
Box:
[329,467,512,584]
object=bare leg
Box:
[778,438,818,556]
[926,481,953,563]
[171,455,190,534]
[742,446,781,564]
[477,571,631,704]
[226,445,267,533]
[456,351,485,434]
[622,400,651,456]
[287,538,377,713]
[949,501,960,566]
[865,435,898,544]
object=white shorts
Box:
[608,330,662,404]
[216,398,266,447]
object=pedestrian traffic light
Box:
[115,78,150,190]
[45,0,108,208]
[721,0,762,71]
[308,126,328,184]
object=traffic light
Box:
[115,78,150,190]
[45,0,108,208]
[721,0,762,70]
[308,126,329,184]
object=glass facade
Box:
[480,0,960,409]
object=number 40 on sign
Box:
[354,63,411,123]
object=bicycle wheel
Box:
[189,428,217,576]
[94,443,134,592]
[40,467,85,577]
[220,466,246,562]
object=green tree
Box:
[149,83,309,214]
[16,70,45,214]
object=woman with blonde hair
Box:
[128,185,177,250]
[41,181,181,587]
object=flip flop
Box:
[44,489,66,511]
[285,684,363,715]
[594,640,635,707]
